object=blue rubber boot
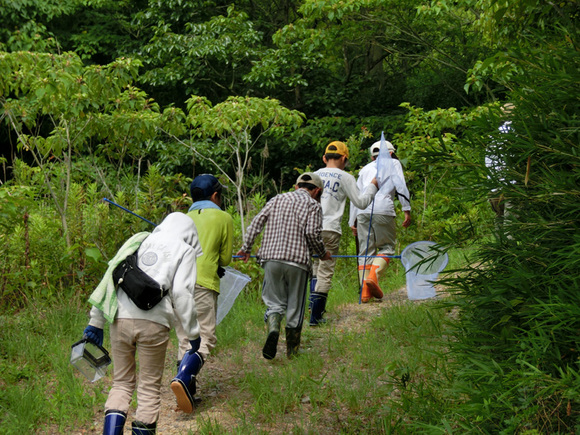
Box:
[170,351,204,413]
[131,420,156,434]
[103,410,126,435]
[308,278,318,312]
[309,292,328,326]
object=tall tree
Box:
[137,6,264,107]
[162,95,305,232]
[245,0,489,116]
[0,52,170,246]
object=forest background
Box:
[0,0,578,433]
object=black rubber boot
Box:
[285,327,302,359]
[309,292,328,326]
[262,312,282,360]
[131,420,156,434]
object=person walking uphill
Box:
[174,174,233,397]
[236,172,331,360]
[312,141,378,325]
[83,212,203,435]
[349,140,411,303]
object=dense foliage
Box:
[450,39,579,435]
[420,4,580,431]
[0,0,578,432]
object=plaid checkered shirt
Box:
[241,188,327,266]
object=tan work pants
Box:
[312,230,341,294]
[105,318,169,425]
[176,284,218,361]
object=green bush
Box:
[0,159,192,310]
[432,26,580,433]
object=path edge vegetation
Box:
[1,1,579,433]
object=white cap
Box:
[370,140,395,157]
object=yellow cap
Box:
[324,141,349,158]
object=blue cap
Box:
[190,174,224,201]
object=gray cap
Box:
[296,172,324,189]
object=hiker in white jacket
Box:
[83,212,203,435]
[311,141,378,325]
[349,141,411,303]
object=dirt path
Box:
[78,286,417,434]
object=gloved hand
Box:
[188,337,201,354]
[217,266,225,278]
[83,325,104,347]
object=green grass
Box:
[0,299,108,434]
[0,248,471,434]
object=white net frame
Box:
[400,241,448,275]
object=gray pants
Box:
[356,214,396,266]
[261,261,309,329]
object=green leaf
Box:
[85,247,103,264]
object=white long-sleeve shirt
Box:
[90,212,203,341]
[349,160,411,226]
[315,167,378,234]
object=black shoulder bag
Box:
[112,252,168,310]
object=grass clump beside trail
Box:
[0,249,463,434]
[0,300,108,434]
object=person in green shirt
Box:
[173,174,234,411]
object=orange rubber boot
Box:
[358,265,372,303]
[364,257,389,299]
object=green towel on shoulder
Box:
[88,231,150,323]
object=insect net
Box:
[400,241,448,300]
